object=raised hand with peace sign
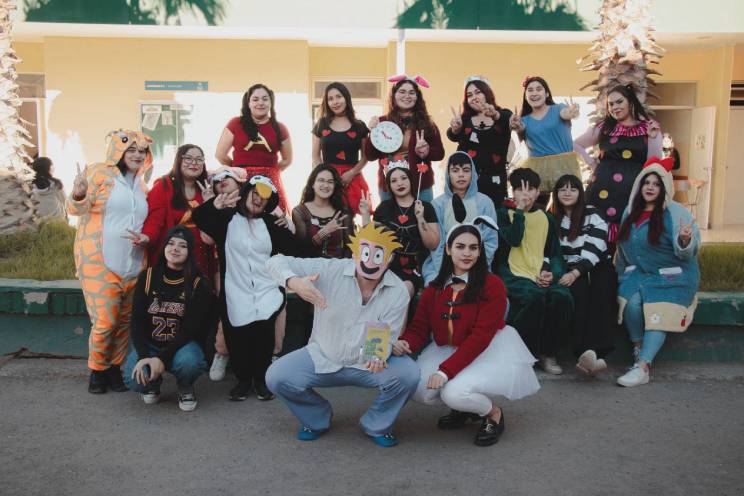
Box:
[414,129,430,159]
[449,105,463,134]
[678,218,695,248]
[72,162,89,201]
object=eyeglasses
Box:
[183,156,205,165]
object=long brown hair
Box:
[168,144,208,210]
[549,174,586,242]
[462,79,500,119]
[617,172,666,246]
[387,79,434,137]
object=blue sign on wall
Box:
[145,81,209,91]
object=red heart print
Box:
[321,129,331,137]
[336,151,346,160]
[492,154,501,163]
[464,128,472,134]
[347,131,357,139]
[467,150,477,158]
[398,214,409,224]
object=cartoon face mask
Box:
[348,223,402,281]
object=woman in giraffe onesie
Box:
[67,129,154,394]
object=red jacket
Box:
[400,274,507,379]
[364,116,444,194]
[142,176,216,278]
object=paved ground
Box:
[1,357,743,496]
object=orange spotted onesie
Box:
[66,130,153,371]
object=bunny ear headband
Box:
[388,74,430,88]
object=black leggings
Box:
[222,314,277,385]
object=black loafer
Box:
[229,381,253,401]
[105,365,129,392]
[88,370,108,394]
[437,409,481,430]
[474,411,505,446]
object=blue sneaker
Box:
[368,432,399,447]
[297,426,323,441]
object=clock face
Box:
[370,121,404,154]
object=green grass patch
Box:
[0,221,76,280]
[0,223,742,291]
[698,243,744,292]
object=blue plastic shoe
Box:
[368,432,399,447]
[297,426,323,441]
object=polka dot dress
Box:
[586,124,649,225]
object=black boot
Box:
[88,370,108,394]
[437,409,481,430]
[105,365,128,392]
[474,410,505,447]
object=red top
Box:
[142,176,217,279]
[225,117,290,167]
[364,116,444,194]
[399,274,507,379]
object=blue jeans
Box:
[266,347,420,436]
[123,341,207,393]
[623,292,667,364]
[379,187,433,203]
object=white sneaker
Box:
[141,390,160,405]
[539,356,563,375]
[209,353,229,381]
[576,350,597,375]
[178,391,198,412]
[617,364,650,387]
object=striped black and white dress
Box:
[558,205,609,274]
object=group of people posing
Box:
[65,74,700,448]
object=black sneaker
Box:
[437,409,481,430]
[105,365,129,392]
[255,381,275,401]
[88,370,108,394]
[474,411,505,447]
[229,381,253,401]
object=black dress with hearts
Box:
[585,121,650,235]
[447,110,513,208]
[312,118,370,214]
[373,199,438,290]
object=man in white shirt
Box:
[266,223,419,447]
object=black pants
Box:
[568,261,617,359]
[222,314,277,385]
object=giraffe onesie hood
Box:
[67,129,154,371]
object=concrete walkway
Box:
[1,358,743,496]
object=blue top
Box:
[523,103,573,157]
[421,152,498,284]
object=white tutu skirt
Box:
[414,325,540,403]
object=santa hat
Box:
[627,156,675,208]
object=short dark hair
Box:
[509,167,541,190]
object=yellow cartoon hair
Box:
[348,223,402,263]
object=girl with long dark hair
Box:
[394,224,539,446]
[216,84,292,212]
[509,76,582,207]
[312,82,371,215]
[360,164,440,296]
[30,156,67,222]
[139,144,216,279]
[614,158,700,387]
[574,84,663,241]
[292,164,353,259]
[124,225,213,411]
[365,76,444,202]
[447,76,514,207]
[549,174,615,375]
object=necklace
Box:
[396,201,412,224]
